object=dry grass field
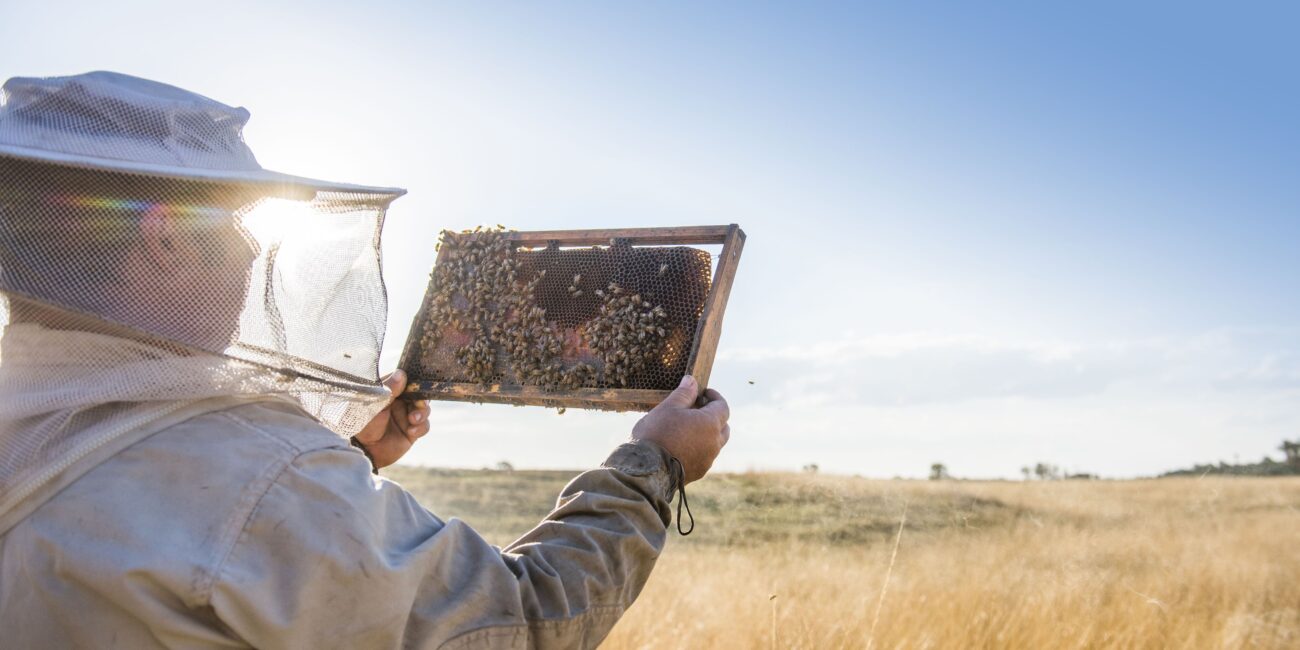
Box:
[385,466,1300,649]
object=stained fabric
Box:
[0,402,673,649]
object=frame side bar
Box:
[397,243,450,381]
[685,224,746,390]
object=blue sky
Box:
[3,1,1297,477]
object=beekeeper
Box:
[0,71,730,649]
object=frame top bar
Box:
[445,225,735,247]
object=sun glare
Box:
[238,198,316,243]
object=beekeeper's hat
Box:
[0,70,404,198]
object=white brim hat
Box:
[0,71,405,201]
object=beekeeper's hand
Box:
[632,375,730,484]
[353,370,431,469]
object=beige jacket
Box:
[0,400,674,649]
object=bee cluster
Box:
[416,226,689,392]
[584,284,668,387]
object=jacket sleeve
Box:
[209,439,674,650]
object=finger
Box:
[391,396,410,421]
[393,401,430,440]
[700,389,730,424]
[408,399,429,426]
[381,370,408,401]
[656,375,700,410]
[405,420,431,441]
[719,423,731,446]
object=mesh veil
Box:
[0,156,400,527]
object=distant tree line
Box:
[925,462,1094,481]
[1160,439,1300,477]
[850,439,1299,481]
[1014,463,1096,480]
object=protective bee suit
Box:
[0,72,679,649]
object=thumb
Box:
[657,375,700,410]
[382,369,408,400]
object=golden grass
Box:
[385,467,1300,649]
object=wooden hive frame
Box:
[398,224,746,411]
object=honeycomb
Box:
[405,227,713,394]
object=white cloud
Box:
[706,328,1300,478]
[718,333,1160,406]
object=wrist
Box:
[603,440,674,501]
[350,436,380,474]
[602,440,695,535]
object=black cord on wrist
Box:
[350,436,380,475]
[667,456,694,535]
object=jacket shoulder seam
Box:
[194,444,301,607]
[214,406,342,456]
